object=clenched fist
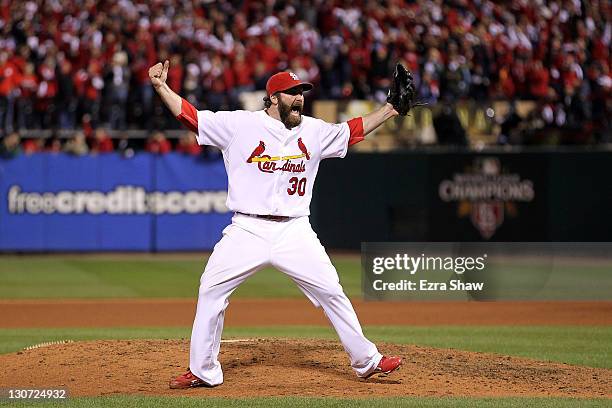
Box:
[149,60,169,89]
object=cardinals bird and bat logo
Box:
[246,138,310,174]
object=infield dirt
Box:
[2,299,611,398]
[1,338,610,398]
[1,299,611,327]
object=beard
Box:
[278,98,303,129]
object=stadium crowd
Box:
[0,0,610,148]
[0,127,221,159]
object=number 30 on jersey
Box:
[287,177,306,196]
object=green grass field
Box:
[0,255,610,407]
[1,254,610,300]
[0,255,360,298]
[1,396,611,408]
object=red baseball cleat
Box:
[362,356,403,379]
[169,369,215,389]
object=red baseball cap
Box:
[266,71,313,95]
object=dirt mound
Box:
[1,339,610,398]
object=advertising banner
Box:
[0,153,231,251]
[428,153,548,241]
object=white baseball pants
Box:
[189,213,382,385]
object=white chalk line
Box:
[23,340,74,351]
[21,338,257,351]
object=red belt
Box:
[236,212,292,222]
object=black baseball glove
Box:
[387,63,418,116]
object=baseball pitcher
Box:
[149,59,416,388]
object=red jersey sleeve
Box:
[176,98,198,133]
[347,117,365,146]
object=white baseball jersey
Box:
[195,109,351,217]
[184,106,383,386]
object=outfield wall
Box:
[0,153,231,251]
[1,150,611,251]
[312,150,612,249]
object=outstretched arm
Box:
[362,103,398,136]
[345,103,398,147]
[149,60,198,132]
[149,60,181,116]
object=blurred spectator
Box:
[17,63,38,130]
[442,43,471,101]
[131,50,155,127]
[183,63,202,106]
[22,137,45,155]
[419,71,440,105]
[145,131,171,154]
[175,132,202,156]
[116,132,136,158]
[561,84,590,143]
[317,54,343,99]
[36,57,58,129]
[0,0,608,145]
[89,128,114,154]
[369,44,393,102]
[57,60,77,129]
[433,104,468,146]
[166,55,184,95]
[46,136,63,153]
[232,51,255,95]
[528,61,550,100]
[469,64,490,100]
[81,114,94,138]
[74,62,104,127]
[498,104,526,145]
[0,51,19,133]
[107,51,130,130]
[204,55,232,111]
[588,62,612,142]
[0,132,22,159]
[253,61,270,91]
[63,132,89,156]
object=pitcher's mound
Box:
[1,338,610,398]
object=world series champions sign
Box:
[429,154,547,241]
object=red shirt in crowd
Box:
[167,63,184,93]
[145,137,172,154]
[0,60,19,96]
[22,139,45,154]
[19,72,38,98]
[233,56,254,87]
[175,136,202,156]
[37,61,58,99]
[528,63,550,99]
[90,130,114,153]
